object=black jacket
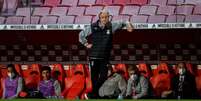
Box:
[90,20,113,59]
[171,72,197,99]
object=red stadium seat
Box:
[0,65,4,97]
[62,64,85,99]
[1,0,19,16]
[112,15,130,22]
[40,16,58,24]
[148,15,166,23]
[96,0,113,5]
[193,4,201,15]
[157,63,170,74]
[0,17,5,24]
[19,91,28,98]
[0,77,2,98]
[130,15,148,23]
[23,16,40,24]
[63,64,74,78]
[67,7,85,16]
[85,6,104,16]
[121,5,140,16]
[186,63,196,75]
[150,74,171,97]
[150,63,172,97]
[175,5,194,15]
[63,75,85,99]
[32,7,51,16]
[81,76,92,99]
[196,65,201,97]
[21,65,29,78]
[150,0,167,6]
[138,63,152,78]
[85,65,92,93]
[23,64,41,89]
[166,15,185,23]
[78,0,96,6]
[115,64,129,80]
[129,0,148,5]
[157,6,175,15]
[0,66,8,78]
[62,64,92,99]
[184,0,201,5]
[139,5,157,16]
[113,0,130,6]
[185,15,201,23]
[43,0,61,7]
[5,16,23,24]
[167,0,184,5]
[16,7,33,17]
[104,6,121,16]
[74,64,85,75]
[57,16,75,24]
[14,64,22,76]
[61,77,73,96]
[59,0,78,7]
[50,7,68,16]
[80,65,92,99]
[74,16,93,24]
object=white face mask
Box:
[7,72,15,78]
[178,68,186,75]
[130,74,138,81]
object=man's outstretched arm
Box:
[126,21,133,32]
[79,26,92,48]
[112,21,134,33]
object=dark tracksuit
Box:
[79,20,129,98]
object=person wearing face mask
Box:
[99,65,127,99]
[2,64,24,99]
[38,66,61,99]
[126,65,149,99]
[170,62,197,99]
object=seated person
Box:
[2,64,24,99]
[25,71,42,98]
[38,66,61,98]
[126,65,149,99]
[171,62,197,99]
[99,65,127,99]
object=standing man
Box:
[79,9,133,98]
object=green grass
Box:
[0,99,201,101]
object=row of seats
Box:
[0,48,200,56]
[0,55,201,62]
[13,5,201,17]
[1,43,200,50]
[0,44,201,62]
[1,63,201,99]
[2,0,201,8]
[1,14,201,24]
[0,64,92,99]
[1,0,201,24]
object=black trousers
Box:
[89,58,109,98]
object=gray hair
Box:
[99,8,110,16]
